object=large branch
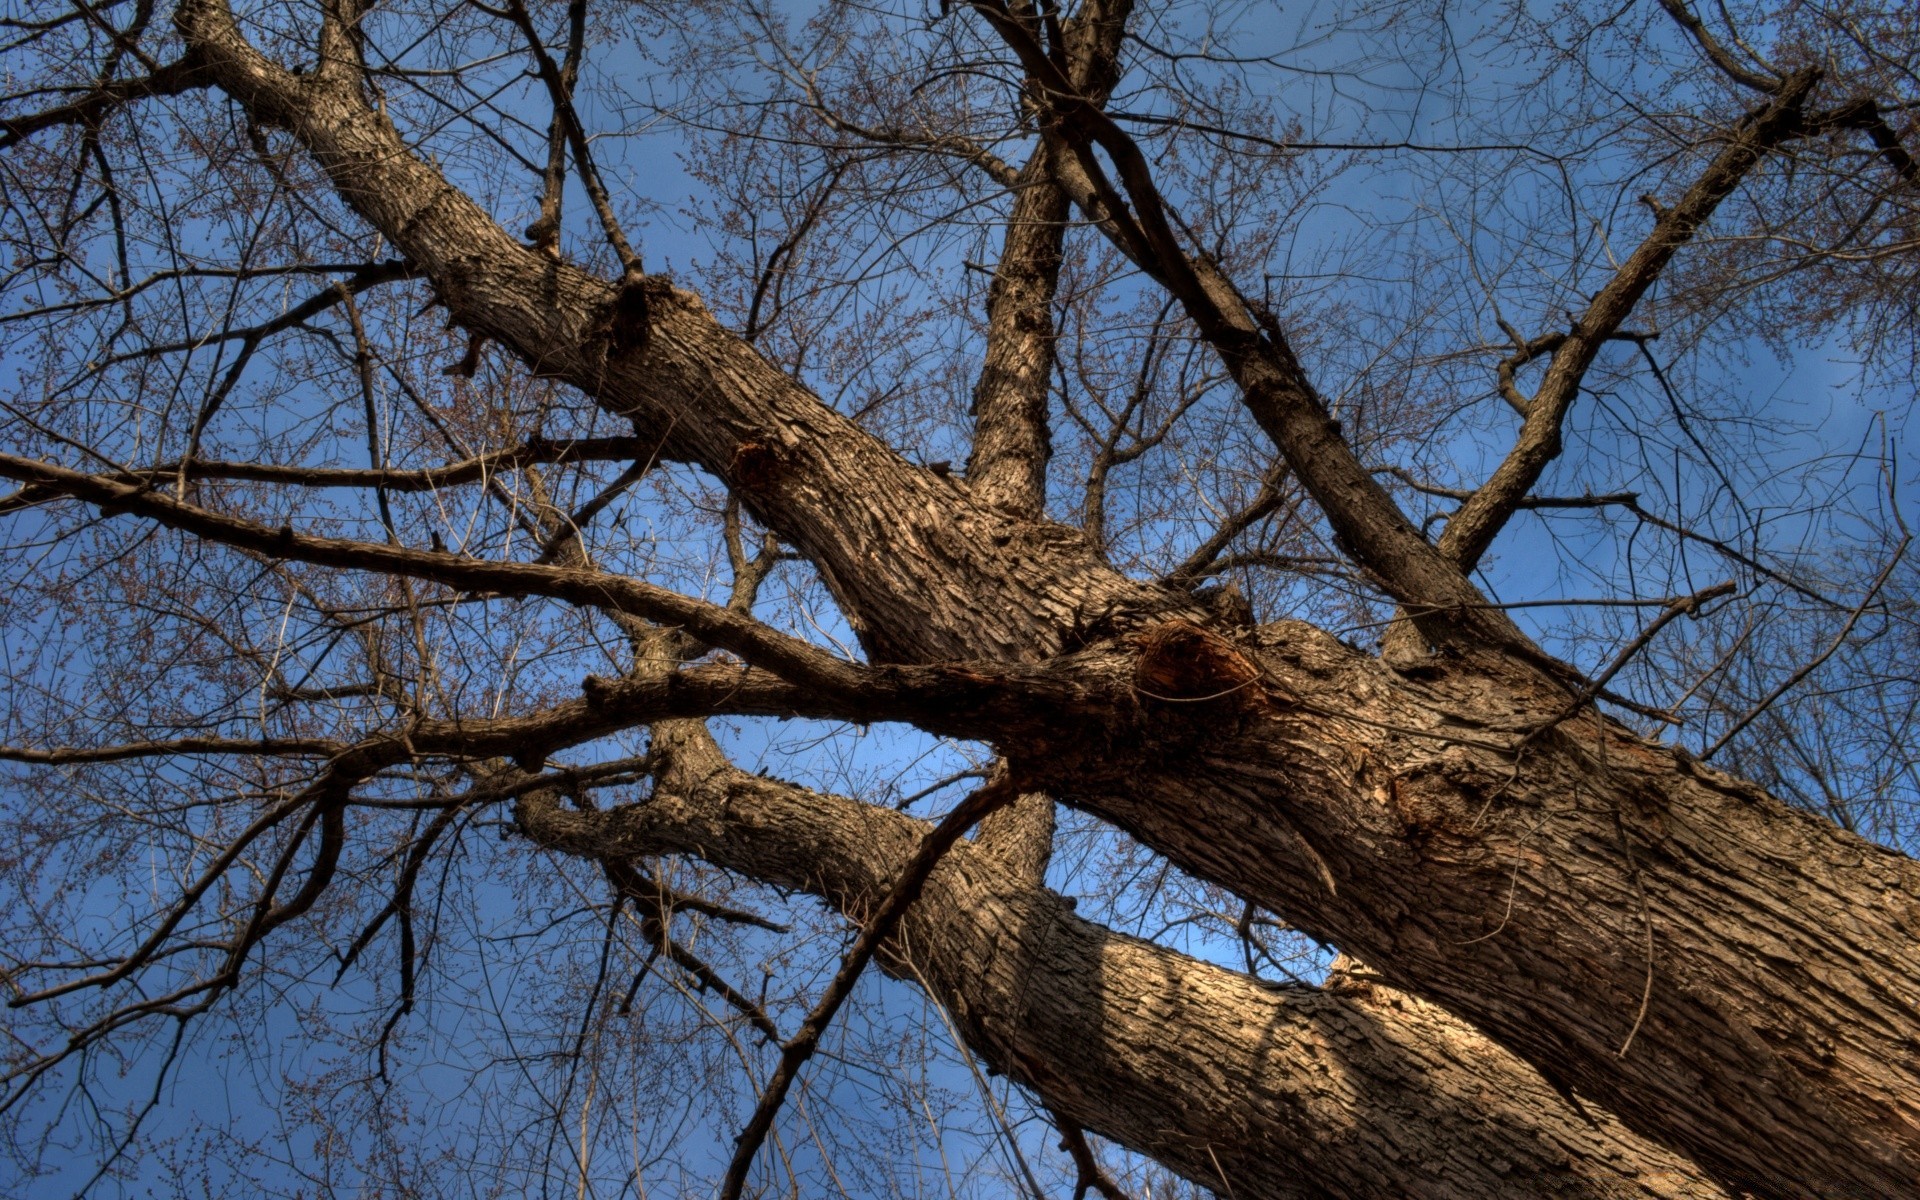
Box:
[516,725,1726,1200]
[173,0,1177,667]
[963,0,1526,658]
[1034,619,1920,1199]
[965,0,1133,513]
[966,151,1070,513]
[0,451,1141,745]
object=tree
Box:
[1,0,1916,1195]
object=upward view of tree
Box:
[3,0,1918,1194]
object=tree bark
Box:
[966,0,1132,514]
[518,723,1727,1200]
[1062,621,1920,1200]
[965,152,1068,514]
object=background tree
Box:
[1,0,1916,1196]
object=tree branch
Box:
[1652,0,1782,94]
[0,54,208,149]
[0,451,870,696]
[716,775,1022,1200]
[966,151,1070,513]
[173,0,1183,666]
[964,0,1530,658]
[515,739,1725,1200]
[1434,72,1821,576]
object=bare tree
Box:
[1,0,1917,1196]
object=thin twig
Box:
[495,0,641,278]
[1703,536,1909,760]
[893,766,990,811]
[1515,581,1735,753]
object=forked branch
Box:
[1435,71,1821,575]
[964,0,1531,658]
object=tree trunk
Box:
[1063,621,1920,1200]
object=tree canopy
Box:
[2,0,1917,1195]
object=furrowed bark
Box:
[517,723,1726,1200]
[1045,620,1920,1199]
[966,0,1132,513]
[966,153,1068,513]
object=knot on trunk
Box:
[729,440,781,494]
[1130,620,1263,707]
[594,273,669,362]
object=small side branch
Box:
[602,861,783,1041]
[1652,0,1781,94]
[494,0,640,279]
[1052,1109,1134,1200]
[83,436,656,496]
[716,776,1021,1200]
[1163,462,1290,589]
[1519,580,1736,751]
[1703,535,1909,760]
[0,55,209,149]
[0,451,870,698]
[1435,71,1820,576]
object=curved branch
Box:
[0,451,869,696]
[1652,0,1782,94]
[0,55,208,149]
[172,0,1181,666]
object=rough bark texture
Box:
[965,155,1068,513]
[519,723,1727,1200]
[965,0,1131,514]
[1066,623,1920,1200]
[156,4,1920,1195]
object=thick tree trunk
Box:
[1057,622,1920,1200]
[519,724,1726,1200]
[177,6,1920,1195]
